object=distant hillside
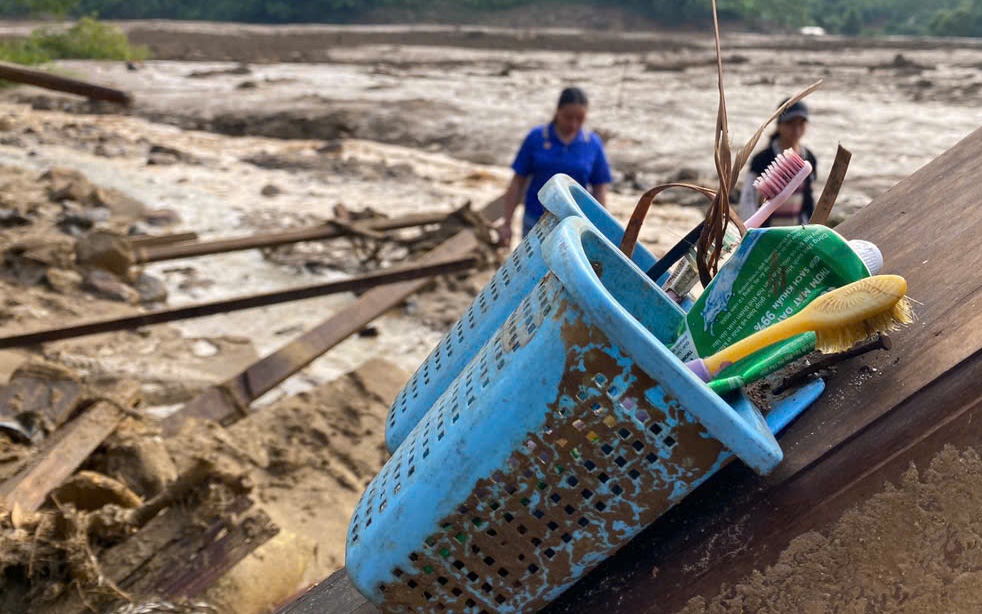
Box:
[1,0,981,37]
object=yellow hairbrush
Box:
[686,274,914,382]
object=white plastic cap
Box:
[848,239,883,275]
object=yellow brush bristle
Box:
[815,295,914,353]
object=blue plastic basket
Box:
[347,217,821,613]
[384,174,660,453]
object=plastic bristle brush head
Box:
[753,149,811,200]
[745,149,813,229]
[811,275,914,353]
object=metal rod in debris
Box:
[773,333,892,394]
[0,256,477,349]
[0,60,132,105]
[133,212,450,264]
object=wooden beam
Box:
[127,231,199,248]
[0,381,141,514]
[275,568,380,614]
[0,60,131,104]
[133,211,450,264]
[0,256,477,349]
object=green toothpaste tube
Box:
[670,225,881,363]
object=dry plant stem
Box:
[692,2,824,286]
[696,0,732,286]
[619,182,717,257]
[619,0,821,276]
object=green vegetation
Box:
[0,17,148,64]
[1,0,981,38]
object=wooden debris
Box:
[0,60,132,104]
[811,144,852,225]
[127,231,199,249]
[0,361,85,442]
[152,506,278,600]
[0,380,141,514]
[161,196,503,436]
[133,211,450,264]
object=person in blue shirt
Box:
[498,87,612,247]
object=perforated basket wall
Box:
[384,174,658,453]
[348,219,789,614]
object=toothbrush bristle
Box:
[753,150,808,200]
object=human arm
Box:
[499,173,529,248]
[500,130,537,248]
[589,183,608,207]
[588,134,612,208]
[737,172,761,220]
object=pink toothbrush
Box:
[745,149,813,229]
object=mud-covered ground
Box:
[0,19,979,614]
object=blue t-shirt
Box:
[511,124,612,222]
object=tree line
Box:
[1,0,980,37]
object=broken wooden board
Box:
[134,211,451,264]
[139,503,279,600]
[0,380,141,514]
[276,567,380,614]
[0,60,132,104]
[45,488,273,614]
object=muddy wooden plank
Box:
[161,196,503,435]
[151,506,279,599]
[540,128,982,612]
[275,568,380,614]
[48,489,260,614]
[0,60,132,104]
[0,381,141,513]
[134,211,450,264]
[127,231,199,248]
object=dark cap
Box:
[558,87,588,108]
[778,98,809,123]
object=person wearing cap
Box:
[738,98,818,226]
[498,86,612,247]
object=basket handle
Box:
[618,183,716,259]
